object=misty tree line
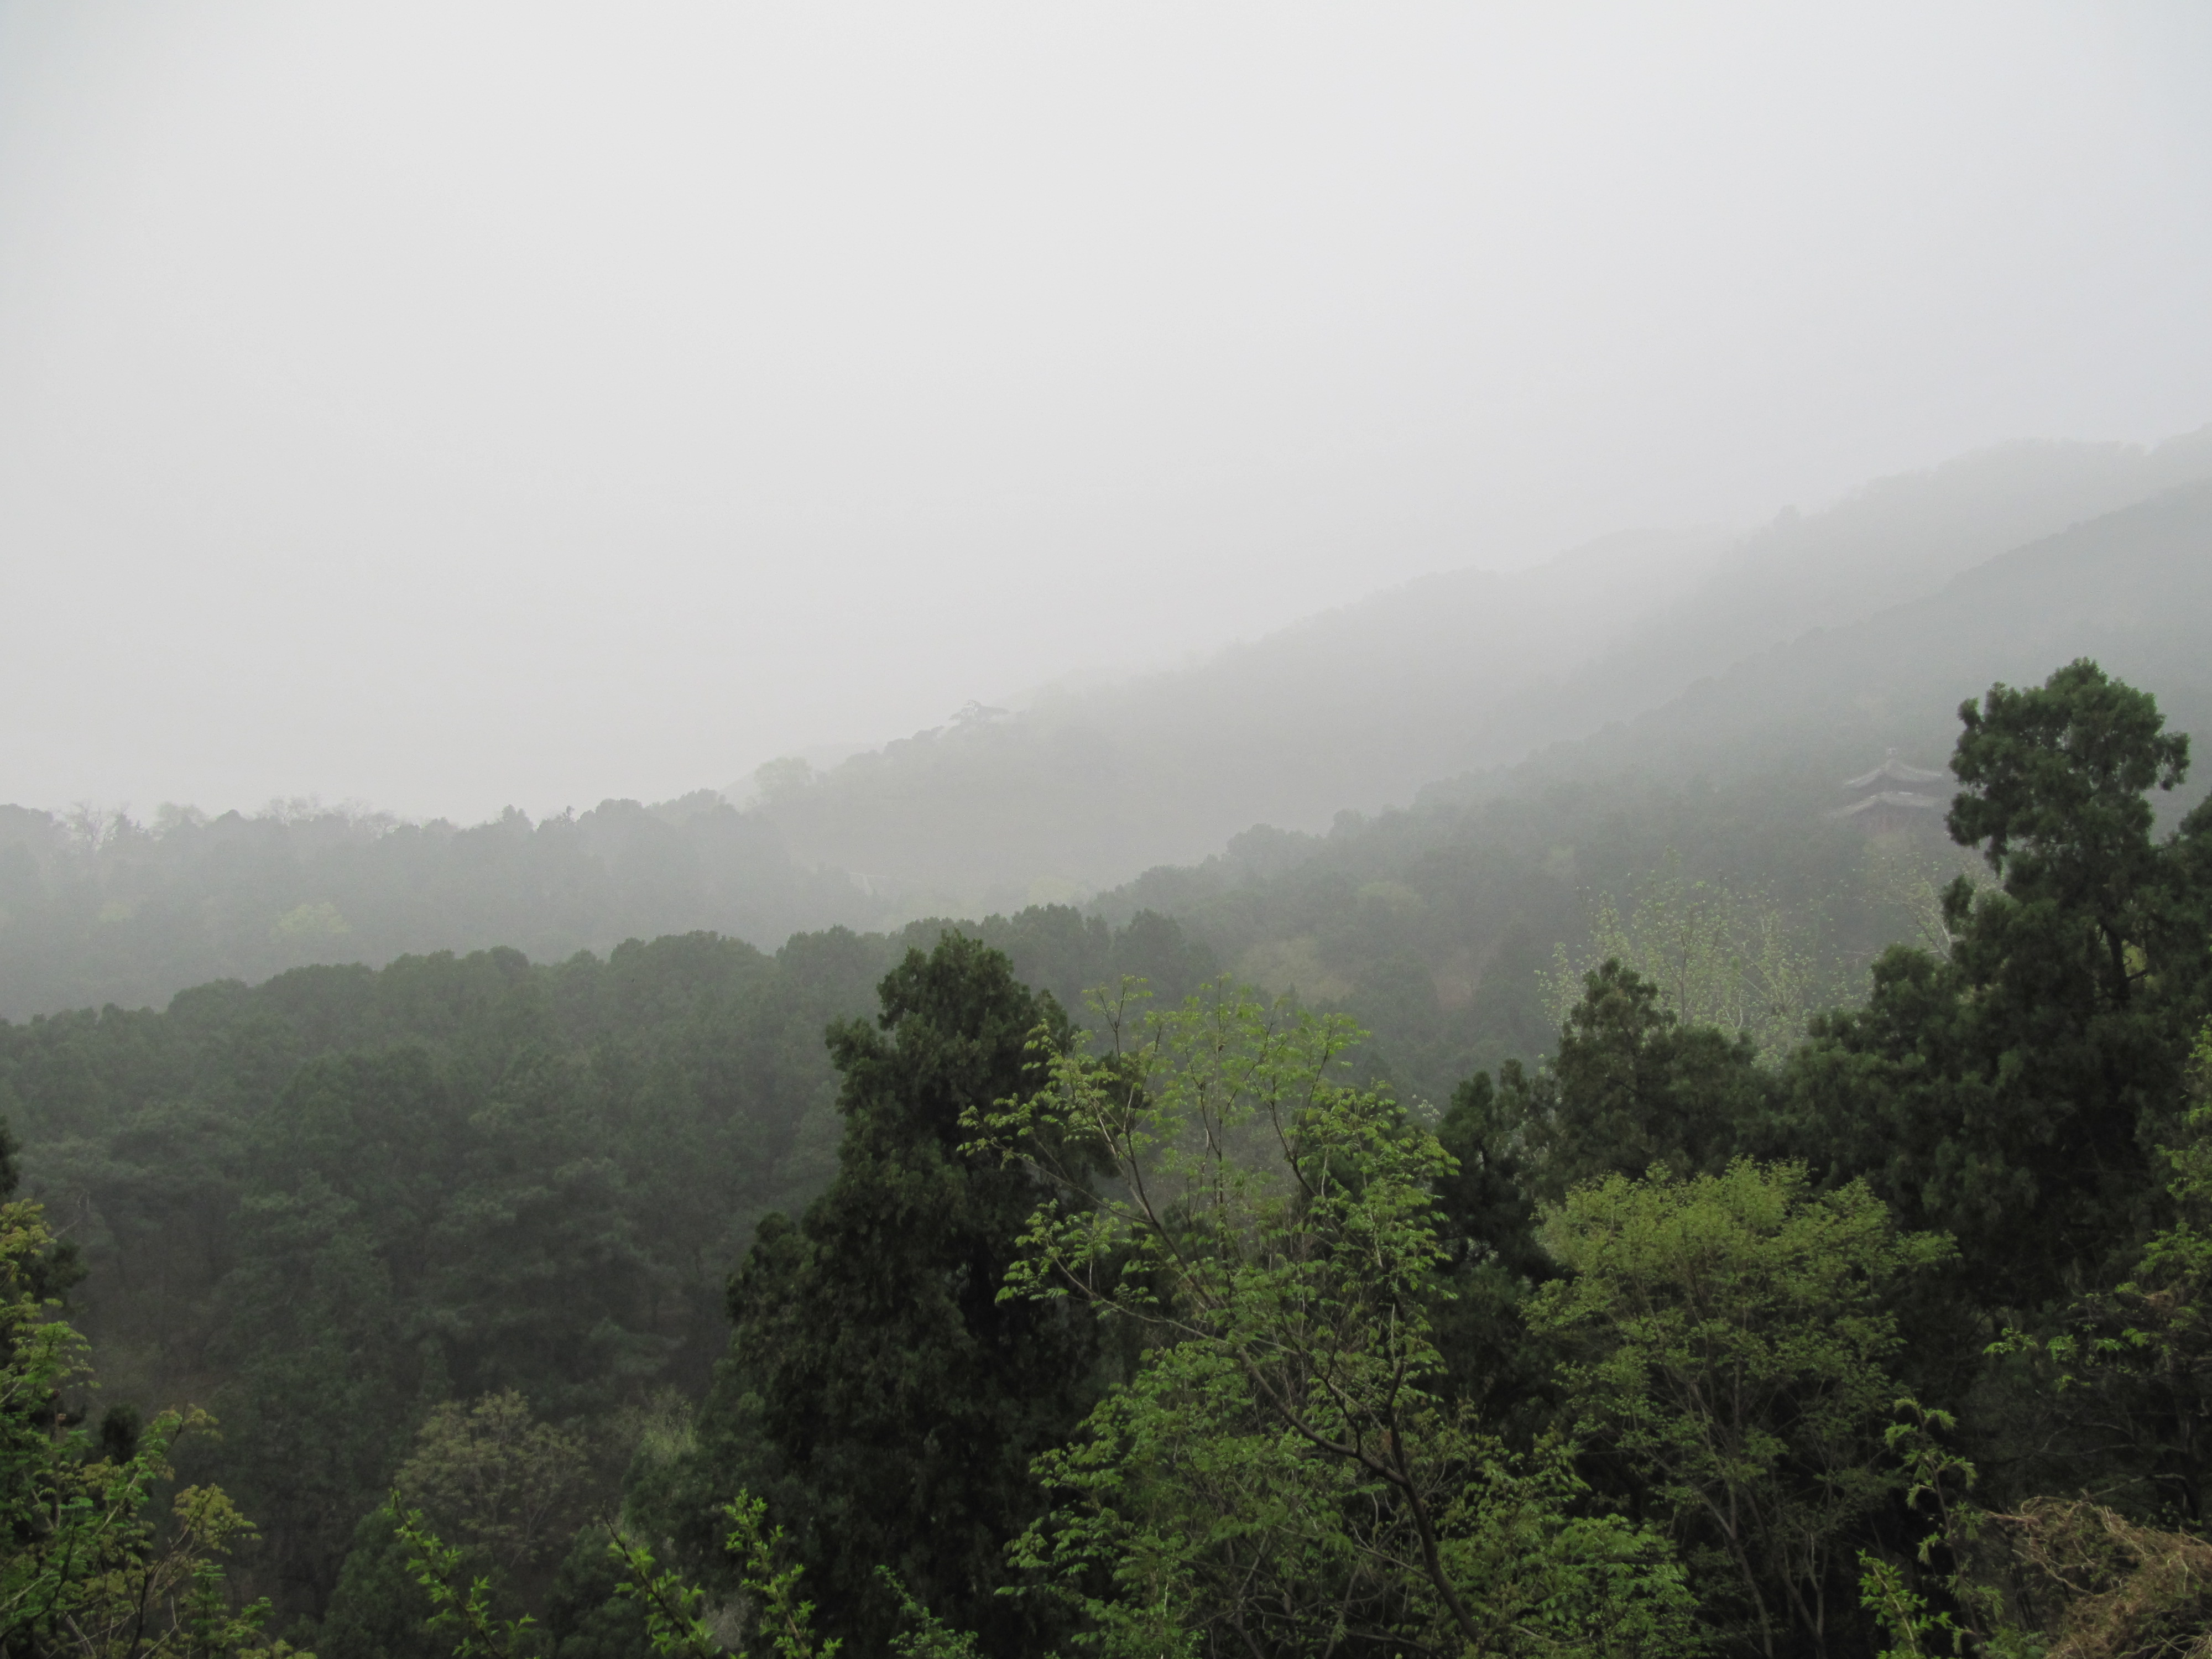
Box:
[0,744,1976,1123]
[2,659,2211,1657]
[0,795,896,1021]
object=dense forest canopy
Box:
[5,655,2211,1658]
[0,906,1218,1637]
[6,426,2212,1657]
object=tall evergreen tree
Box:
[1787,660,2212,1305]
[1506,959,1776,1203]
[673,933,1101,1656]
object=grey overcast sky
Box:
[2,3,2209,822]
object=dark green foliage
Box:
[0,929,893,1625]
[542,1528,654,1659]
[313,1507,444,1659]
[1948,658,2193,989]
[1787,661,2212,1305]
[11,640,2212,1655]
[0,905,1206,1638]
[1427,1070,1554,1420]
[674,934,1103,1657]
[1434,1069,1547,1285]
[1510,959,1776,1202]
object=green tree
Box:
[972,980,1699,1656]
[312,1510,442,1659]
[1511,961,1776,1204]
[393,1394,592,1595]
[1543,864,1828,1063]
[1985,1018,2212,1525]
[1426,1070,1555,1425]
[669,934,1100,1657]
[1787,660,2212,1305]
[0,1198,285,1659]
[1527,1160,1953,1659]
[1947,657,2194,1009]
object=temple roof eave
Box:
[1841,757,1950,791]
[1828,790,1945,821]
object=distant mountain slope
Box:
[1481,430,2212,774]
[738,523,1730,912]
[1093,478,2212,1105]
[0,794,893,1020]
[1478,473,2212,800]
[747,429,2212,910]
[3,432,2205,1022]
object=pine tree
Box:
[671,933,1100,1656]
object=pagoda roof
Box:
[1842,754,1948,791]
[1828,790,1945,821]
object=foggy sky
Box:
[2,3,2208,823]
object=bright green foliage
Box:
[1851,1401,2025,1659]
[871,1571,978,1659]
[600,1495,839,1659]
[672,934,1101,1657]
[9,656,2211,1659]
[0,1199,288,1659]
[393,1500,540,1659]
[583,1493,967,1659]
[972,980,1699,1656]
[710,1497,835,1659]
[1542,864,1829,1063]
[597,1531,719,1659]
[1529,1161,1953,1659]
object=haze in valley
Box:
[3,2,2209,827]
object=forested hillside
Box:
[13,6,2212,1655]
[0,795,895,1022]
[6,658,2211,1658]
[7,434,2209,1027]
[1103,474,2212,1109]
[744,430,2212,908]
[0,904,1216,1633]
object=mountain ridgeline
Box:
[3,430,2210,1030]
[740,429,2212,906]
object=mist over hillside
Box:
[0,796,899,1020]
[13,13,2212,1654]
[3,431,2209,1024]
[1095,474,2212,1105]
[739,428,2212,911]
[1443,469,2212,807]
